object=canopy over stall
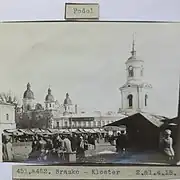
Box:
[18,129,34,135]
[103,125,126,131]
[3,129,24,136]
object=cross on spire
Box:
[131,33,136,56]
[48,85,51,94]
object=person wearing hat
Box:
[77,136,85,162]
[163,129,175,161]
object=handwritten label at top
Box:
[65,3,99,20]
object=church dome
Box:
[63,93,72,105]
[23,83,34,99]
[45,88,54,102]
[127,55,142,62]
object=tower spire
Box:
[27,82,31,90]
[131,33,136,56]
[48,85,51,94]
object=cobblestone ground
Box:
[84,139,171,164]
[84,139,117,163]
[85,139,116,156]
[12,139,172,165]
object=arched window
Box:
[127,94,133,108]
[49,104,51,108]
[6,114,9,120]
[64,121,68,128]
[141,68,143,76]
[57,122,59,128]
[27,104,31,111]
[128,66,134,77]
[145,94,148,106]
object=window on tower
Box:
[127,94,133,108]
[64,121,68,128]
[27,104,31,111]
[128,66,134,77]
[141,68,143,76]
[145,94,148,106]
[57,122,60,128]
[6,114,9,120]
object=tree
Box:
[31,110,53,128]
[17,112,32,129]
[35,103,44,110]
[17,109,53,129]
[0,92,20,107]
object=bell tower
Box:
[45,87,55,110]
[23,83,35,112]
[119,36,152,114]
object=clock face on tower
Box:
[128,66,133,70]
[128,66,134,77]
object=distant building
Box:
[23,83,35,111]
[0,101,16,130]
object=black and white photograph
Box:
[1,21,180,165]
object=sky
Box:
[0,0,180,21]
[0,22,180,117]
[1,0,180,179]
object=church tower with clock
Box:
[119,38,152,115]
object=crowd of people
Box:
[29,133,99,162]
[104,130,128,153]
[2,128,175,163]
[105,129,175,162]
[2,132,100,162]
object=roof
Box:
[23,83,34,99]
[0,101,15,106]
[167,116,179,125]
[126,55,143,63]
[45,94,54,102]
[106,112,169,128]
[45,88,55,102]
[120,82,152,90]
[64,97,72,105]
[139,112,168,127]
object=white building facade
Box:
[119,39,152,115]
[0,102,16,130]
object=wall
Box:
[121,86,139,112]
[0,103,16,130]
[52,114,125,129]
[23,99,35,111]
[126,60,144,83]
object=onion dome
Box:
[63,93,72,105]
[23,83,34,99]
[45,88,54,102]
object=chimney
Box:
[75,104,78,114]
